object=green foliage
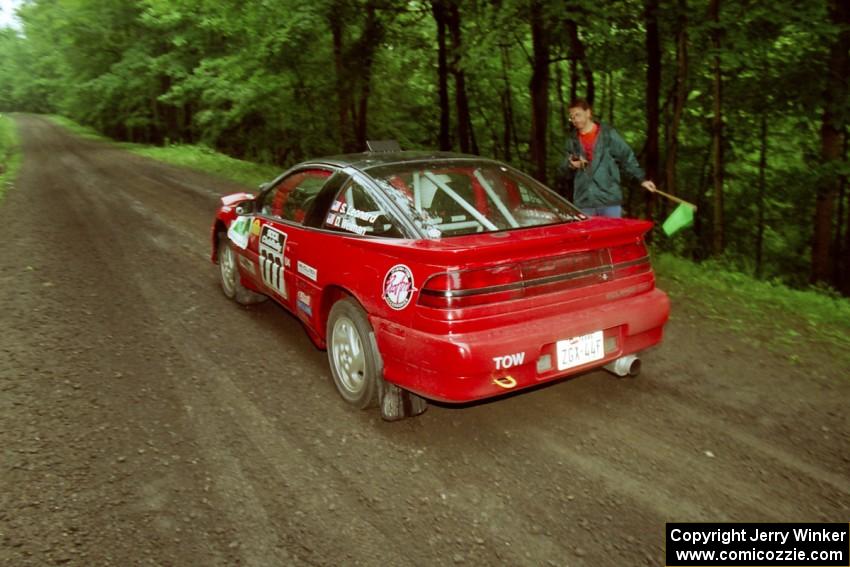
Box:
[0,113,22,202]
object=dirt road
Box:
[1,115,847,566]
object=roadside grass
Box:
[655,253,850,372]
[46,114,114,143]
[45,115,279,187]
[131,145,279,188]
[0,114,23,202]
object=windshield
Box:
[367,160,583,238]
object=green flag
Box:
[662,203,695,237]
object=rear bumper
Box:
[372,289,670,403]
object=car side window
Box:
[323,179,403,238]
[261,168,332,223]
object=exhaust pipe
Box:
[604,354,641,377]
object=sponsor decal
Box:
[326,212,366,235]
[344,207,381,223]
[259,226,288,298]
[383,264,415,310]
[328,201,382,235]
[296,290,313,316]
[237,255,256,275]
[336,216,367,235]
[250,218,261,236]
[297,261,318,282]
[227,216,251,250]
[493,352,525,370]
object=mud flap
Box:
[379,380,428,421]
[368,331,427,420]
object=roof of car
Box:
[309,150,491,172]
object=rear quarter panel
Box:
[291,232,425,343]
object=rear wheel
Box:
[327,298,380,409]
[217,234,266,305]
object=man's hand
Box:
[569,155,588,170]
[641,180,657,192]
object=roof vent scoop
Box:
[366,140,401,152]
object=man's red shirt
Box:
[579,123,600,163]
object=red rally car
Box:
[211,148,670,420]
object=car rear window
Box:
[367,161,582,237]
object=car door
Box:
[241,167,335,310]
[290,171,410,331]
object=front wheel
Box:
[217,234,266,305]
[326,298,380,409]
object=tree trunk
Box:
[834,129,846,286]
[447,2,474,154]
[499,47,514,161]
[329,5,354,152]
[644,0,661,224]
[556,62,567,135]
[756,113,768,279]
[353,3,381,151]
[529,0,550,183]
[812,0,850,286]
[841,130,850,294]
[607,71,614,125]
[501,91,512,161]
[432,0,451,151]
[695,146,712,260]
[709,0,724,256]
[565,20,594,105]
[183,102,194,143]
[469,112,479,155]
[569,57,577,102]
[838,130,850,296]
[664,0,688,205]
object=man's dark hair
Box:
[568,98,592,111]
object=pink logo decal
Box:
[383,265,415,310]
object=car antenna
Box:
[366,140,401,152]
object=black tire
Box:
[326,298,380,409]
[217,234,266,305]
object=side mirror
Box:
[235,200,256,216]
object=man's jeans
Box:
[581,205,622,218]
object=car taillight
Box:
[419,265,523,308]
[610,240,651,278]
[522,250,606,281]
[419,242,650,310]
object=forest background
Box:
[0,0,848,295]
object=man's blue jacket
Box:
[558,122,646,209]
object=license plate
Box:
[556,331,604,370]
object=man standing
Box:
[560,98,656,218]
